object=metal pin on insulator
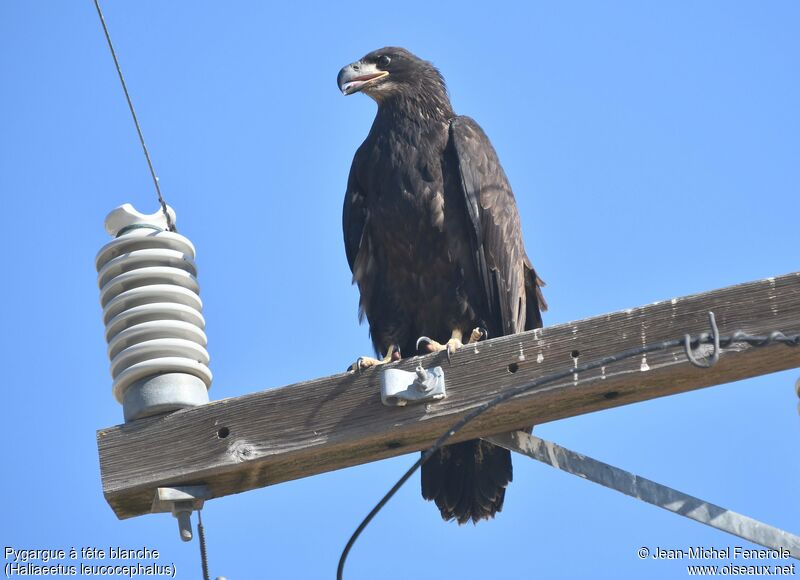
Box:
[96,204,211,421]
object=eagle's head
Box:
[337,47,448,106]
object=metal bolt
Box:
[172,501,194,542]
[415,365,434,393]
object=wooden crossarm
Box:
[97,271,800,519]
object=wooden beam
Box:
[98,271,800,519]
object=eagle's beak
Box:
[337,61,389,95]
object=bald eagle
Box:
[338,47,545,524]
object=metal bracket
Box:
[381,365,446,406]
[485,431,800,559]
[151,485,211,542]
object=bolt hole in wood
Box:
[507,362,519,373]
[217,427,230,439]
[571,350,580,358]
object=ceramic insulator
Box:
[96,204,211,420]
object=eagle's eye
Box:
[377,55,391,68]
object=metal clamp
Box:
[684,311,721,368]
[381,365,446,406]
[151,485,211,542]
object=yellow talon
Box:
[348,345,400,372]
[467,327,488,344]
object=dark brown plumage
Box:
[338,47,545,524]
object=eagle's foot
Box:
[347,345,401,372]
[416,336,462,356]
[417,328,488,361]
[416,329,468,362]
[467,327,488,344]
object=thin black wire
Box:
[197,511,210,580]
[92,0,176,232]
[336,313,800,579]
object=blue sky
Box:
[2,1,798,578]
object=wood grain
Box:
[97,272,800,519]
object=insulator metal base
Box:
[122,373,209,422]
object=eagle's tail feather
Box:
[421,439,512,524]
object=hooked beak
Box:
[337,61,389,95]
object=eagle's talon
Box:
[416,336,438,352]
[468,327,488,344]
[416,335,464,361]
[348,345,401,372]
[348,356,375,372]
[446,338,463,363]
[347,356,381,373]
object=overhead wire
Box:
[92,0,176,232]
[197,511,211,580]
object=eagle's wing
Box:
[342,160,365,274]
[342,151,375,324]
[449,116,545,335]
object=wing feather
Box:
[449,116,545,335]
[342,162,366,274]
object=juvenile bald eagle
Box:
[338,47,545,524]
